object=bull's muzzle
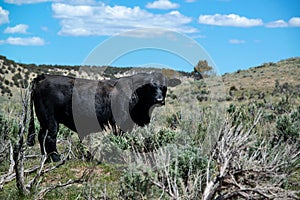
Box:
[155,97,165,106]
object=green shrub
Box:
[263,112,276,123]
[196,95,208,102]
[12,72,22,87]
[227,104,236,114]
[110,128,177,153]
[167,90,177,100]
[166,112,181,129]
[276,113,299,143]
[194,123,207,143]
[119,145,209,199]
[169,146,208,187]
[4,79,9,85]
[1,86,12,96]
[119,170,153,199]
[0,113,19,167]
[274,95,292,114]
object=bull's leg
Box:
[45,120,60,162]
[37,127,47,156]
[27,131,36,146]
[38,120,60,162]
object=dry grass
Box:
[0,55,299,199]
[222,58,300,92]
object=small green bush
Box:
[119,170,153,199]
[0,113,19,168]
[276,113,299,143]
[12,72,22,87]
[166,112,181,129]
[169,146,208,187]
[110,128,177,153]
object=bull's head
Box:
[111,72,181,131]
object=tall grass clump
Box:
[114,98,299,199]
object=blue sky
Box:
[0,0,299,73]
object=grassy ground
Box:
[0,57,299,199]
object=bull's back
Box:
[32,75,75,128]
[33,75,74,106]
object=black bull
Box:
[27,72,180,162]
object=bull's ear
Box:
[168,78,181,87]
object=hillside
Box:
[1,55,299,102]
[0,55,190,100]
[0,55,132,99]
[222,58,300,99]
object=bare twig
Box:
[27,130,74,191]
[34,169,91,200]
[202,111,300,200]
[0,141,15,189]
[13,89,30,196]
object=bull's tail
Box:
[27,74,45,146]
[27,79,36,146]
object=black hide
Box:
[27,73,169,162]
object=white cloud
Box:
[254,39,261,43]
[265,17,300,28]
[265,20,288,28]
[198,13,300,29]
[52,3,93,17]
[121,28,173,38]
[229,39,245,44]
[5,0,50,4]
[52,3,197,36]
[198,13,263,27]
[4,24,29,33]
[288,17,300,27]
[0,7,9,25]
[146,0,179,10]
[0,36,45,45]
[41,26,49,31]
[4,0,96,5]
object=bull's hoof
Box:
[26,137,35,146]
[84,151,93,161]
[50,153,61,162]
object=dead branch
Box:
[0,165,40,189]
[13,89,30,196]
[202,112,300,200]
[26,130,50,191]
[34,169,91,200]
[1,86,92,199]
[0,161,67,190]
[0,141,14,189]
[26,129,74,191]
